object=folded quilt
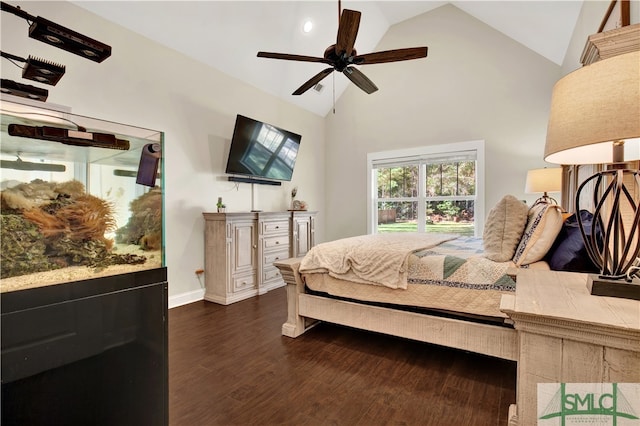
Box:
[405,237,515,291]
[299,232,458,289]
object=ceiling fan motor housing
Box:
[324,44,356,72]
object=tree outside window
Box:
[374,160,476,235]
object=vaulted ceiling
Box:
[73,1,585,117]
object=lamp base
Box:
[586,274,640,301]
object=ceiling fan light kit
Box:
[257,6,428,96]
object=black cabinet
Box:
[1,268,168,426]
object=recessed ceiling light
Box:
[302,20,313,33]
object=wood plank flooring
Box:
[169,287,516,426]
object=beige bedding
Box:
[299,232,458,289]
[301,236,549,320]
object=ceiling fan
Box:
[257,2,428,96]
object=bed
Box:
[274,195,571,361]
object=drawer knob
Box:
[275,241,279,244]
[275,226,279,229]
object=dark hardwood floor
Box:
[169,287,516,426]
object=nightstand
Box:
[501,269,640,426]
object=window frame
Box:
[366,140,485,236]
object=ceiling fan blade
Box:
[343,66,378,94]
[293,68,334,95]
[354,47,429,65]
[336,9,361,57]
[258,52,330,64]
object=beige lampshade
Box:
[544,50,640,165]
[525,168,562,193]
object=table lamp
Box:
[544,50,640,300]
[525,168,562,205]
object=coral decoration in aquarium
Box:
[1,179,147,278]
[115,186,162,251]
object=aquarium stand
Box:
[1,268,168,426]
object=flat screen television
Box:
[225,114,301,182]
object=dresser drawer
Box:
[263,265,283,283]
[263,235,289,250]
[262,220,289,236]
[231,273,255,293]
[264,249,289,265]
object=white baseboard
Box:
[169,288,205,309]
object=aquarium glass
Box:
[0,97,165,292]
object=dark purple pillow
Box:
[545,210,600,273]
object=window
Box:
[367,141,485,236]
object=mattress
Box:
[302,237,549,321]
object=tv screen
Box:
[225,115,301,182]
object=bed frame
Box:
[274,258,518,361]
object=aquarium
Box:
[0,97,165,292]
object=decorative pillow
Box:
[545,210,600,273]
[513,201,564,266]
[483,195,529,262]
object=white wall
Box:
[0,1,326,304]
[323,4,562,241]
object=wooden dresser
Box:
[202,211,316,305]
[501,269,640,426]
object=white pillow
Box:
[483,195,529,262]
[513,202,564,266]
